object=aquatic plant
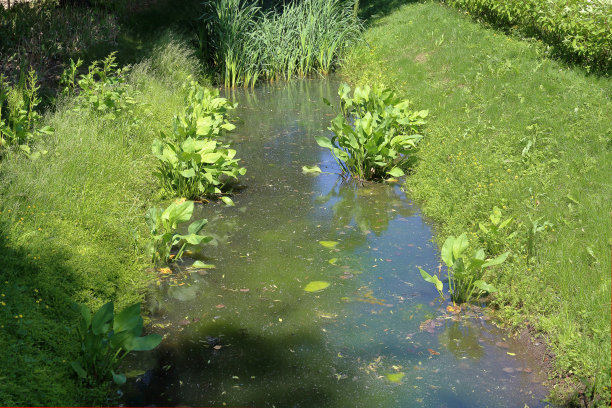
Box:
[145,199,213,264]
[420,233,508,304]
[316,83,427,180]
[152,136,245,203]
[171,81,236,141]
[200,0,362,87]
[71,302,162,386]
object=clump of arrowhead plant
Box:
[316,83,427,181]
[419,232,509,304]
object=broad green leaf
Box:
[440,236,455,268]
[179,168,196,178]
[201,152,222,164]
[452,233,469,260]
[387,167,404,177]
[91,301,114,336]
[315,135,334,149]
[419,268,443,294]
[113,303,142,335]
[188,218,208,235]
[79,303,91,330]
[220,196,235,206]
[302,165,322,174]
[304,281,330,292]
[177,233,213,245]
[473,280,498,293]
[163,200,194,226]
[192,261,215,269]
[112,371,127,385]
[482,251,510,268]
[221,123,236,131]
[319,240,338,248]
[385,372,405,383]
[124,334,162,351]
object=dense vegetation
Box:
[343,1,611,404]
[0,35,203,405]
[201,0,362,87]
[441,0,611,72]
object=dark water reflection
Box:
[122,79,551,407]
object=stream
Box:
[123,79,550,407]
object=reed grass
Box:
[201,0,362,87]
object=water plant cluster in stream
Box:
[419,232,508,304]
[152,81,245,203]
[200,0,362,87]
[315,83,428,180]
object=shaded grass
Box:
[342,0,611,404]
[0,37,202,405]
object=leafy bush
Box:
[442,0,612,72]
[419,233,509,304]
[145,199,213,265]
[0,70,53,153]
[71,302,162,386]
[315,83,427,180]
[201,0,362,87]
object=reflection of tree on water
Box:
[316,179,415,247]
[438,321,485,361]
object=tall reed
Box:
[201,0,362,87]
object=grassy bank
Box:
[342,0,611,404]
[0,36,201,405]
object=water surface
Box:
[124,80,550,407]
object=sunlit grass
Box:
[343,1,611,404]
[0,35,202,405]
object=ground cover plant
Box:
[201,0,362,87]
[316,82,427,180]
[343,1,611,404]
[441,0,612,72]
[0,36,203,405]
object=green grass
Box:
[0,35,202,405]
[342,0,611,404]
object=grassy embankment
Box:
[343,0,611,404]
[0,36,202,405]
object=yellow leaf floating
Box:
[304,281,330,292]
[319,241,338,248]
[385,372,405,383]
[159,268,172,275]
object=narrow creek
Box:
[123,79,550,407]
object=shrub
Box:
[315,83,427,180]
[442,0,612,72]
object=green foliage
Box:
[442,0,612,72]
[67,53,136,119]
[0,36,203,405]
[316,83,427,180]
[152,137,245,203]
[478,206,516,254]
[72,301,162,386]
[201,0,362,87]
[0,70,53,153]
[152,81,245,202]
[145,200,213,265]
[420,233,508,304]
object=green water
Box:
[124,80,550,407]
